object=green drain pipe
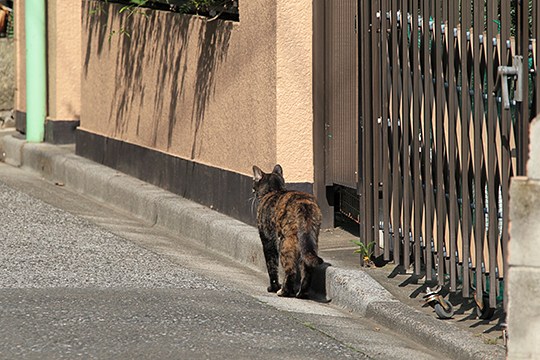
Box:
[25,0,46,142]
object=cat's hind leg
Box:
[260,233,281,292]
[277,239,297,297]
[276,273,296,297]
[296,262,312,299]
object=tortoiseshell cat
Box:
[252,164,324,298]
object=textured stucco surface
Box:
[0,39,14,110]
[81,1,278,178]
[508,117,540,359]
[276,1,314,182]
[507,248,540,359]
[47,0,81,121]
[528,116,540,179]
[13,0,24,113]
[81,0,315,182]
[509,178,540,268]
[14,0,81,120]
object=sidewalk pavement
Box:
[0,130,505,360]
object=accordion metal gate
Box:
[356,0,539,309]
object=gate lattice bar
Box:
[358,0,538,308]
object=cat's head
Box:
[252,164,286,198]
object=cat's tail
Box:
[299,229,324,268]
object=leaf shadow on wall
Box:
[190,20,232,159]
[83,1,232,159]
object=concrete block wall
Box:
[0,38,14,111]
[508,117,540,359]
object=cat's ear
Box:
[273,164,283,176]
[252,165,263,181]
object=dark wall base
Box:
[15,110,26,134]
[45,120,80,144]
[15,112,79,145]
[76,129,313,227]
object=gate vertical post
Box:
[460,0,473,299]
[447,0,459,293]
[422,0,434,282]
[400,0,412,271]
[391,0,401,265]
[486,0,498,309]
[358,0,373,251]
[412,0,422,276]
[500,0,513,315]
[434,0,446,286]
[380,0,391,261]
[370,0,382,257]
[517,0,530,175]
[472,0,486,307]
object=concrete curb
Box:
[0,135,505,360]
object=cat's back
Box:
[259,190,321,226]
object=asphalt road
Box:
[0,163,445,359]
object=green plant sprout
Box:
[119,0,150,18]
[351,240,376,267]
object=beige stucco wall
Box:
[14,0,24,113]
[508,117,540,359]
[0,38,14,111]
[47,0,81,121]
[276,1,313,182]
[14,0,81,121]
[81,0,315,183]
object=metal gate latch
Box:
[495,55,523,110]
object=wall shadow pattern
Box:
[82,0,232,159]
